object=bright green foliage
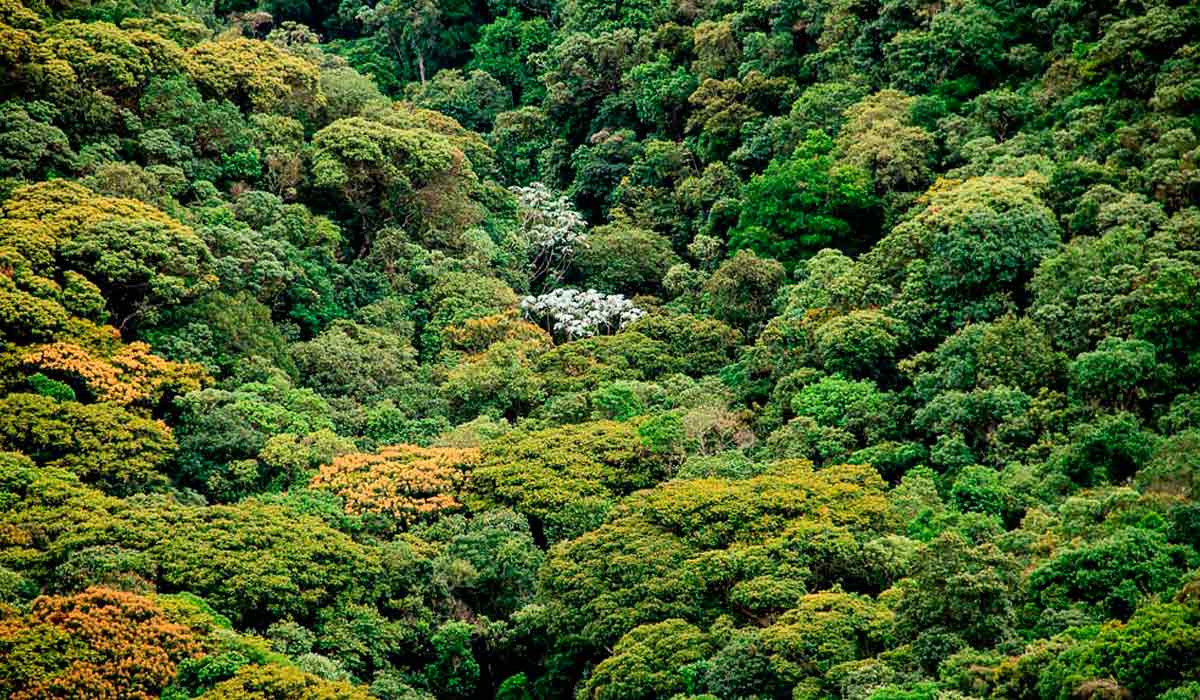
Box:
[949,465,1006,517]
[198,663,370,699]
[814,310,901,379]
[1,180,213,328]
[578,619,713,700]
[424,621,479,699]
[173,378,337,501]
[0,392,175,495]
[1035,603,1200,700]
[185,37,323,116]
[792,375,901,445]
[538,461,891,659]
[310,114,477,244]
[471,420,672,542]
[865,175,1061,336]
[60,497,383,628]
[1070,336,1159,409]
[469,14,550,106]
[730,132,875,266]
[406,68,510,132]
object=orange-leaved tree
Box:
[0,587,203,700]
[310,445,478,528]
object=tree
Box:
[405,68,511,131]
[893,532,1021,663]
[520,288,645,340]
[509,181,587,283]
[730,132,876,266]
[61,498,382,628]
[625,313,741,377]
[423,621,479,700]
[537,460,891,669]
[574,222,679,296]
[864,175,1061,337]
[173,378,337,501]
[626,57,698,138]
[568,128,643,222]
[1027,527,1195,620]
[791,375,902,445]
[1036,603,1200,700]
[489,107,553,184]
[0,587,202,700]
[756,590,893,681]
[291,320,417,402]
[39,20,187,130]
[949,465,1006,517]
[356,0,441,85]
[0,101,73,179]
[835,90,934,201]
[443,338,546,422]
[813,310,902,380]
[1050,412,1157,486]
[1069,336,1158,410]
[1,180,213,329]
[0,392,176,495]
[310,116,476,247]
[198,664,370,700]
[420,271,519,359]
[18,338,206,408]
[536,29,645,141]
[702,250,785,333]
[471,420,673,543]
[902,315,1064,401]
[578,619,713,700]
[469,13,551,106]
[416,508,544,619]
[185,37,323,116]
[310,444,478,530]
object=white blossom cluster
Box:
[521,288,645,339]
[510,182,587,280]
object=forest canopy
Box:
[0,0,1199,698]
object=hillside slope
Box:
[1,0,1199,698]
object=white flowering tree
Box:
[510,182,588,283]
[521,288,645,340]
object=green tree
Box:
[893,532,1021,661]
[1028,527,1195,620]
[702,250,785,333]
[405,68,511,131]
[730,132,875,266]
[574,222,679,296]
[579,619,713,700]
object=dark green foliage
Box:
[1027,527,1196,620]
